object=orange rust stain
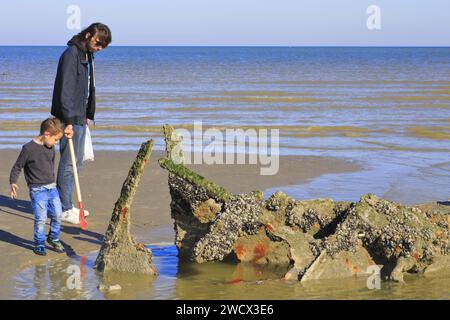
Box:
[411,251,420,261]
[435,230,444,238]
[226,279,243,285]
[395,246,402,254]
[352,265,360,274]
[344,258,351,269]
[253,243,266,261]
[412,251,420,261]
[265,223,274,233]
[235,244,245,259]
[135,242,146,251]
[121,207,127,219]
[344,257,360,275]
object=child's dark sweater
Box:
[9,140,56,187]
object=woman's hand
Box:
[65,124,74,139]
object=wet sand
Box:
[0,149,359,298]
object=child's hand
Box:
[64,125,74,139]
[10,184,18,199]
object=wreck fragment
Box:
[94,140,157,275]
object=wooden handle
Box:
[68,138,82,202]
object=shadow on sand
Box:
[0,195,104,256]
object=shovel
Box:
[68,138,88,230]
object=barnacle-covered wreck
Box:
[158,124,450,283]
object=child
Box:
[9,117,72,256]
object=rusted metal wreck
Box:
[158,124,450,283]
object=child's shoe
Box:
[33,245,46,256]
[47,236,65,253]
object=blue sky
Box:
[0,0,449,46]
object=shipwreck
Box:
[158,124,450,283]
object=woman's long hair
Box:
[74,22,112,48]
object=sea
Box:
[1,46,450,203]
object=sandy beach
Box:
[0,148,359,298]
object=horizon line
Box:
[0,44,449,48]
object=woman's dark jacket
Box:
[51,36,96,125]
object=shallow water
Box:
[10,225,450,300]
[12,244,450,300]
